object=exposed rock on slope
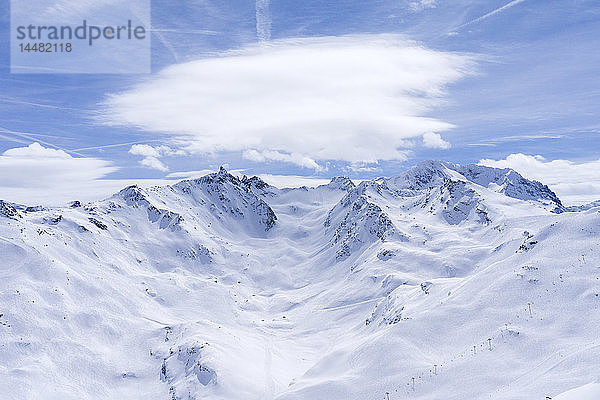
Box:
[387,160,564,212]
[0,162,597,400]
[325,181,406,260]
[173,167,277,233]
[0,200,21,219]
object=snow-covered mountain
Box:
[1,162,599,400]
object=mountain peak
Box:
[116,185,154,208]
[173,169,278,233]
[322,176,355,191]
[387,160,452,191]
[385,160,564,212]
[451,163,564,211]
[186,167,241,189]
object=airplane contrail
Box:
[256,0,271,42]
[151,30,180,63]
[454,0,527,31]
[71,139,165,152]
[0,134,30,146]
[0,126,87,157]
[0,96,85,111]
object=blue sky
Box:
[0,0,599,205]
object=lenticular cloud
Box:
[101,34,475,168]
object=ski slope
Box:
[1,162,599,400]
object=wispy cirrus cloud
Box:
[101,34,475,170]
[256,0,272,42]
[409,0,437,12]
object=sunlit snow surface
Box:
[1,162,599,400]
[554,382,600,400]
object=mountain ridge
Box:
[0,160,577,217]
[1,161,599,400]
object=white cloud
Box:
[102,35,475,169]
[0,143,121,205]
[128,144,185,171]
[0,143,117,186]
[129,144,161,158]
[166,169,222,179]
[347,161,382,173]
[242,149,321,170]
[422,132,451,149]
[139,156,169,172]
[479,153,600,206]
[256,174,332,189]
